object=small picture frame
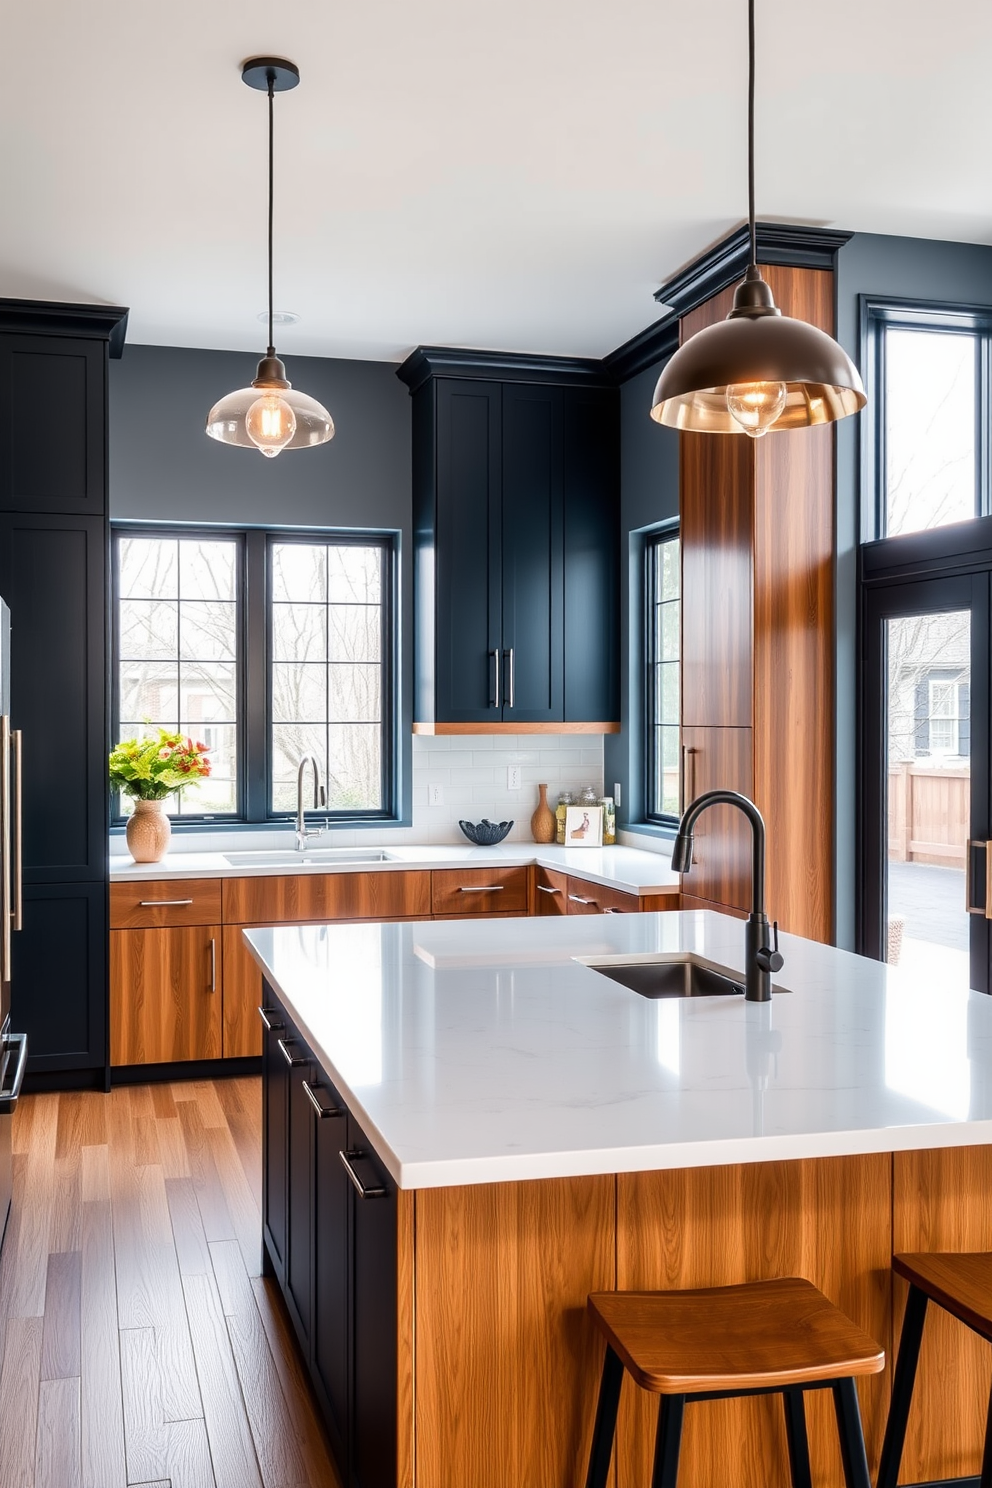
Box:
[564,804,603,848]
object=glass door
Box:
[863,574,990,993]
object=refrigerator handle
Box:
[0,717,9,984]
[11,730,21,932]
[0,1032,28,1114]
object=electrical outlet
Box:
[614,781,622,809]
[428,783,444,807]
[507,765,521,790]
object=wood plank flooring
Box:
[0,1078,340,1488]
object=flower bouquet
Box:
[110,729,211,862]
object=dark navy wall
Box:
[605,357,679,830]
[109,343,413,821]
[834,233,992,947]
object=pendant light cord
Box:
[748,0,756,267]
[267,72,275,357]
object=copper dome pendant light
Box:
[650,0,866,436]
[206,58,334,458]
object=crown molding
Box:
[653,222,853,315]
[396,344,615,394]
[0,298,129,358]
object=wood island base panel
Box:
[262,1052,992,1488]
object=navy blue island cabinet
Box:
[398,349,620,732]
[0,299,128,1085]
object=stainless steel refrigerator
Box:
[0,597,27,1248]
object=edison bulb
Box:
[727,381,787,438]
[246,393,297,457]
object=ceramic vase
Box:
[530,783,556,844]
[126,797,172,864]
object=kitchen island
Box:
[247,910,992,1488]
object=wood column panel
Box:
[679,727,754,912]
[110,925,222,1065]
[222,870,432,925]
[680,431,754,729]
[893,1146,992,1484]
[414,1175,615,1488]
[615,1157,891,1488]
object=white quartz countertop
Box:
[244,910,992,1190]
[109,841,679,896]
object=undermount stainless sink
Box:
[223,848,398,868]
[581,952,748,998]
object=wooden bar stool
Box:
[584,1277,884,1488]
[878,1252,992,1488]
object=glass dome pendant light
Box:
[649,0,866,436]
[206,58,334,457]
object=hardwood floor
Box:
[0,1078,340,1488]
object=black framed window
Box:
[112,525,397,826]
[645,525,680,823]
[863,299,992,541]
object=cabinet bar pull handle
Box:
[257,1005,283,1031]
[0,1032,28,1115]
[603,907,625,914]
[489,649,501,709]
[138,898,195,907]
[209,937,216,992]
[303,1080,343,1119]
[11,729,22,932]
[457,885,504,892]
[568,894,596,905]
[536,884,560,894]
[504,647,515,708]
[277,1037,306,1067]
[339,1149,388,1199]
[965,840,992,918]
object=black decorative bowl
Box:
[458,818,513,846]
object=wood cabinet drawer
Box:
[110,878,223,929]
[223,871,432,926]
[431,866,529,917]
[565,876,639,915]
[534,866,567,915]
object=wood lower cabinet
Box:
[224,870,432,925]
[110,923,221,1065]
[565,875,640,915]
[534,866,568,914]
[431,865,529,917]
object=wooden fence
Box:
[888,762,968,865]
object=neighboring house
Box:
[888,610,970,765]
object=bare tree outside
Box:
[270,541,383,812]
[118,536,238,816]
[885,328,975,537]
[116,534,386,819]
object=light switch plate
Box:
[507,765,521,790]
[429,783,444,806]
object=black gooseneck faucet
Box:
[670,789,784,1002]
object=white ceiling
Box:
[4,0,991,363]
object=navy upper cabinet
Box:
[0,332,108,514]
[404,351,619,731]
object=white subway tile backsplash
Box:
[410,732,602,842]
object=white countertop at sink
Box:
[244,910,992,1190]
[108,841,680,896]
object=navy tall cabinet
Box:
[0,300,128,1083]
[399,349,620,732]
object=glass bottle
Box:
[601,795,616,845]
[578,785,599,806]
[555,790,574,845]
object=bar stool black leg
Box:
[979,1378,992,1488]
[585,1345,624,1488]
[832,1377,872,1488]
[651,1393,685,1488]
[877,1284,929,1488]
[782,1388,813,1488]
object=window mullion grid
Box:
[245,531,268,822]
[978,331,992,519]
